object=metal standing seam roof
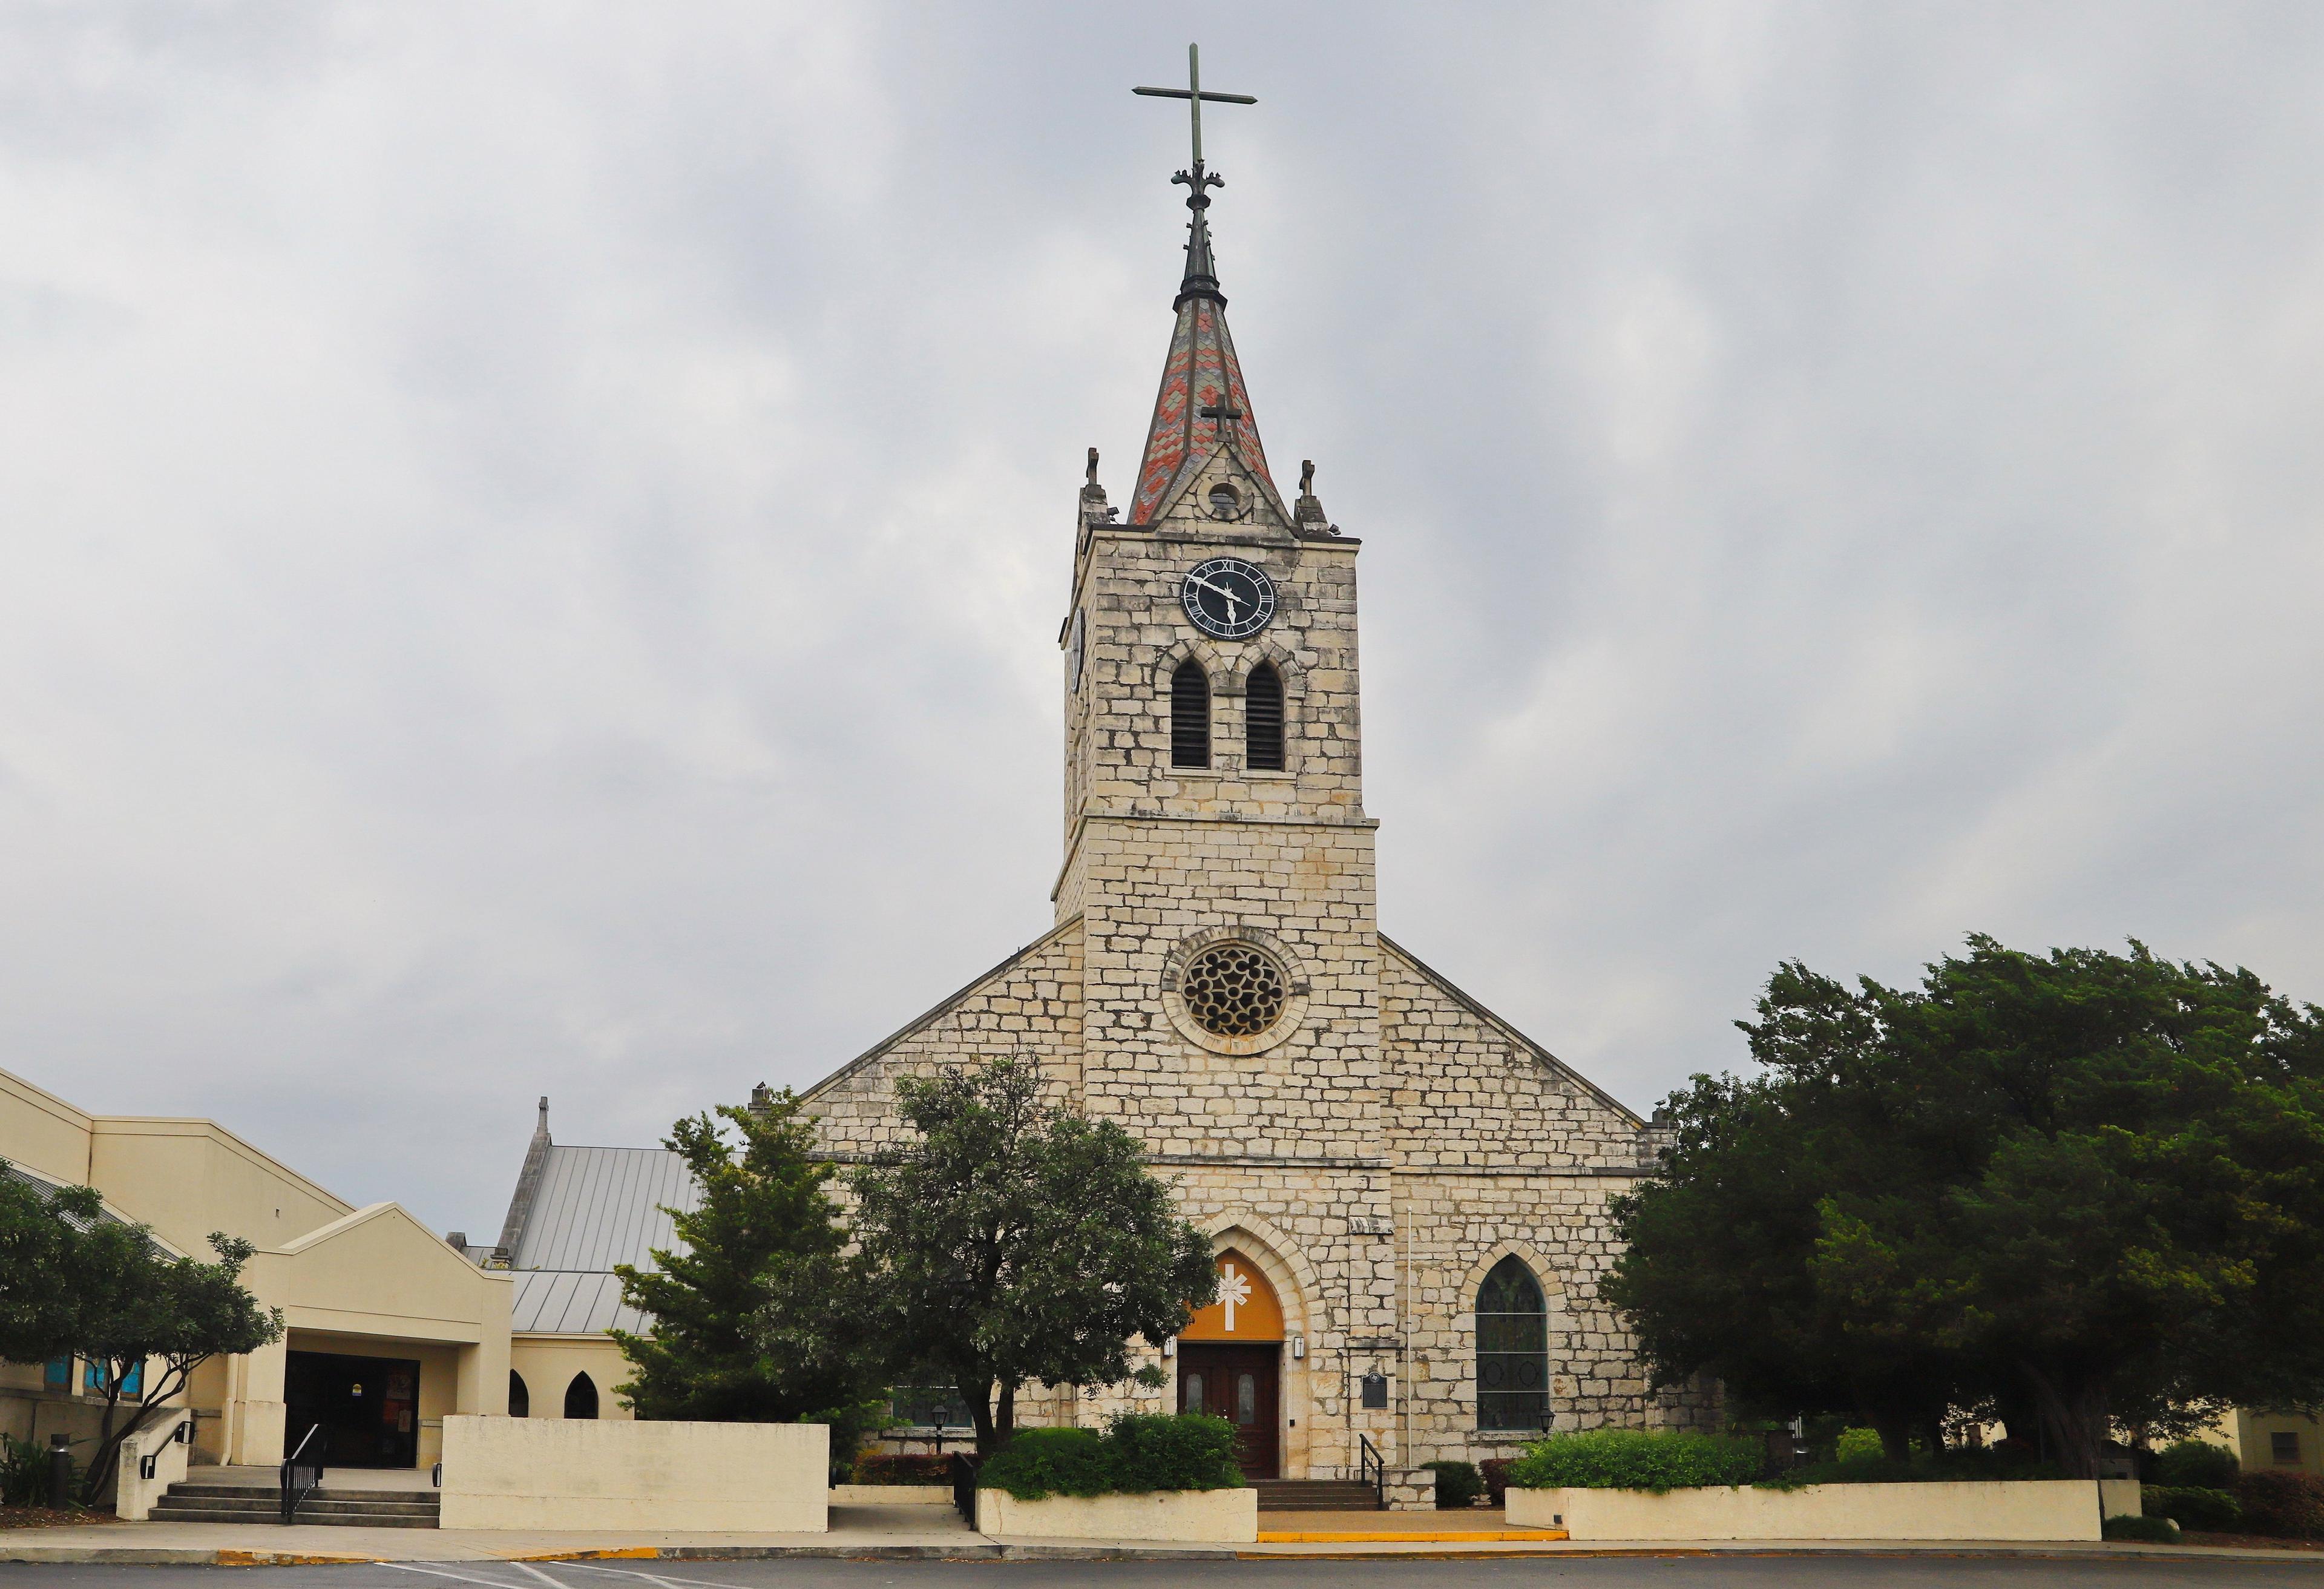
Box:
[509,1144,698,1273]
[509,1269,656,1335]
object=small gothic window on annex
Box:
[1181,942,1287,1038]
[564,1372,599,1420]
[508,1370,529,1418]
[1172,660,1211,768]
[1477,1256,1550,1432]
[1246,662,1284,771]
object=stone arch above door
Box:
[1181,1248,1285,1343]
[1196,1214,1316,1338]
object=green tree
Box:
[611,1088,875,1424]
[841,1060,1216,1454]
[1604,938,2324,1477]
[1,1165,283,1505]
[1599,1072,1974,1460]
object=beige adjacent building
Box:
[801,159,1711,1499]
[0,1065,510,1473]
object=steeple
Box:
[1127,46,1282,526]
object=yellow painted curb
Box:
[216,1551,385,1566]
[1258,1529,1571,1543]
[506,1548,662,1561]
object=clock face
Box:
[1181,558,1276,640]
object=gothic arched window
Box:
[564,1372,599,1420]
[1246,662,1284,771]
[508,1370,530,1418]
[1477,1256,1549,1431]
[1172,660,1210,769]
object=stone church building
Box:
[801,147,1708,1497]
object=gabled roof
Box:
[510,1143,698,1273]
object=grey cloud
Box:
[2,1,2320,1232]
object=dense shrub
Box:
[1422,1461,1483,1509]
[1479,1458,1513,1509]
[1507,1429,1762,1494]
[0,1435,63,1509]
[2151,1441,2240,1491]
[975,1415,1242,1501]
[2103,1515,2181,1543]
[1770,1444,2058,1489]
[2141,1486,2240,1533]
[2237,1472,2324,1539]
[851,1452,953,1485]
[1834,1428,1885,1463]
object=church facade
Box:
[803,156,1710,1497]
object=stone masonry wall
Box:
[803,920,1085,1155]
[1380,942,1648,1173]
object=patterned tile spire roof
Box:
[1126,165,1279,525]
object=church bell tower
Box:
[1056,62,1381,1160]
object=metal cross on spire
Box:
[1135,45,1256,304]
[1133,43,1256,174]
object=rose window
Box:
[1180,944,1288,1038]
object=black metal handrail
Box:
[136,1415,194,1481]
[280,1424,324,1525]
[1357,1432,1385,1510]
[950,1452,982,1528]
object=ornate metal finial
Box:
[1134,45,1256,308]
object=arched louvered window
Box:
[508,1370,530,1418]
[1246,662,1284,771]
[564,1372,599,1420]
[1477,1256,1549,1431]
[1171,660,1210,769]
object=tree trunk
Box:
[963,1375,999,1456]
[1919,1414,1948,1460]
[993,1380,1017,1453]
[82,1364,177,1505]
[1877,1420,1911,1463]
[2018,1361,2107,1480]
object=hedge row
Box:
[1507,1429,1762,1493]
[974,1414,1244,1501]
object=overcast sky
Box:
[4,2,2321,1237]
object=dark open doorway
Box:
[284,1350,422,1469]
[1178,1343,1280,1478]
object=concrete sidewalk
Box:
[2,1504,2317,1565]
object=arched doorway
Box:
[508,1370,530,1418]
[1178,1248,1284,1478]
[564,1372,599,1420]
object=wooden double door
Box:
[1177,1343,1280,1479]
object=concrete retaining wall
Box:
[114,1413,197,1521]
[832,1483,950,1506]
[1508,1479,2105,1541]
[439,1415,827,1532]
[976,1485,1257,1542]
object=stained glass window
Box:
[1477,1256,1548,1431]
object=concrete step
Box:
[1254,1480,1382,1512]
[154,1481,441,1528]
[149,1503,443,1528]
[168,1485,436,1504]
